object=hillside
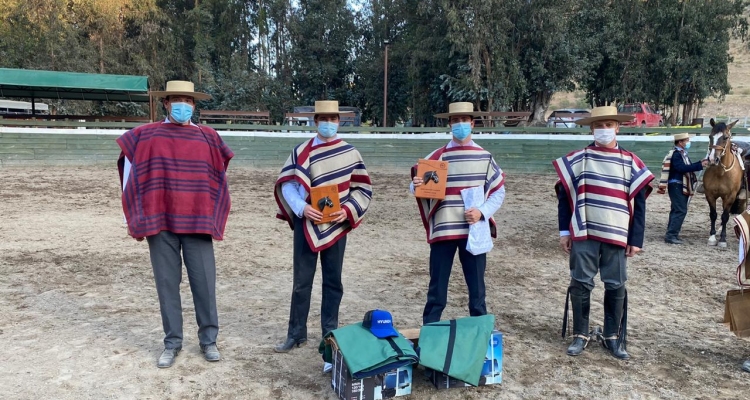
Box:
[549,37,750,121]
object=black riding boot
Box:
[563,282,591,356]
[602,286,630,360]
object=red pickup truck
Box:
[617,103,663,127]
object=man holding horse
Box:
[411,102,506,324]
[554,106,655,360]
[658,133,708,245]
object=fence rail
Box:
[0,118,737,135]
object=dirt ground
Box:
[2,165,750,399]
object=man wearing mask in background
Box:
[553,106,654,360]
[273,101,372,372]
[411,102,506,325]
[117,80,234,368]
[658,133,708,244]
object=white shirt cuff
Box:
[560,230,571,237]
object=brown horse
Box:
[703,119,741,247]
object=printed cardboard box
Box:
[330,339,413,400]
[428,330,502,389]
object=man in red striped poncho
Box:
[554,106,654,360]
[273,100,372,363]
[411,102,506,325]
[117,81,233,368]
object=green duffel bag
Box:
[418,314,495,386]
[320,322,419,378]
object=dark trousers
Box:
[286,216,347,340]
[422,238,487,324]
[665,182,689,240]
[146,231,218,349]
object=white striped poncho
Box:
[415,145,505,243]
[553,146,655,248]
[733,211,750,287]
[275,138,372,252]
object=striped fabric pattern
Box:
[116,122,234,240]
[658,149,695,195]
[553,146,654,248]
[416,145,505,243]
[733,212,750,287]
[275,138,372,252]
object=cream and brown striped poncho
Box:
[275,138,372,252]
[553,146,654,248]
[415,144,505,243]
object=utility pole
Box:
[383,40,390,127]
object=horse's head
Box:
[708,118,739,163]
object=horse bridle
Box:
[711,132,736,172]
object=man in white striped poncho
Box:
[273,101,372,359]
[411,102,506,325]
[554,106,655,360]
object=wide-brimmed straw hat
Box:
[434,102,489,118]
[673,133,692,141]
[151,80,212,101]
[301,100,347,115]
[576,106,633,126]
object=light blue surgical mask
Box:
[451,122,472,141]
[685,141,691,150]
[317,121,338,138]
[170,102,193,124]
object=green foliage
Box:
[0,0,746,124]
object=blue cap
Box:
[362,309,399,338]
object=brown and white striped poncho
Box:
[274,138,372,252]
[415,145,505,243]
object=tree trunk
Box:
[99,36,105,73]
[529,90,552,126]
[671,87,680,126]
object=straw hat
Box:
[434,102,489,118]
[575,106,633,126]
[673,133,692,141]
[305,100,346,115]
[151,80,212,101]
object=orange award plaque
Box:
[415,159,449,200]
[310,184,342,224]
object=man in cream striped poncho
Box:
[273,101,372,359]
[554,106,654,361]
[411,102,506,325]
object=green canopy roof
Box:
[0,68,149,102]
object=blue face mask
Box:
[451,122,472,141]
[685,141,691,150]
[170,102,193,124]
[317,121,338,138]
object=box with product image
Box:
[330,339,413,400]
[428,330,503,389]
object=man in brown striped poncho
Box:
[554,106,654,360]
[411,102,506,325]
[272,101,372,360]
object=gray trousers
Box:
[146,231,218,349]
[570,239,627,291]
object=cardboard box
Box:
[330,339,413,400]
[428,330,503,389]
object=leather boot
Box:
[602,286,630,360]
[564,282,591,356]
[273,337,307,353]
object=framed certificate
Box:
[310,184,342,224]
[415,159,449,200]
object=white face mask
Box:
[593,128,616,145]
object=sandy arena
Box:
[2,165,750,399]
